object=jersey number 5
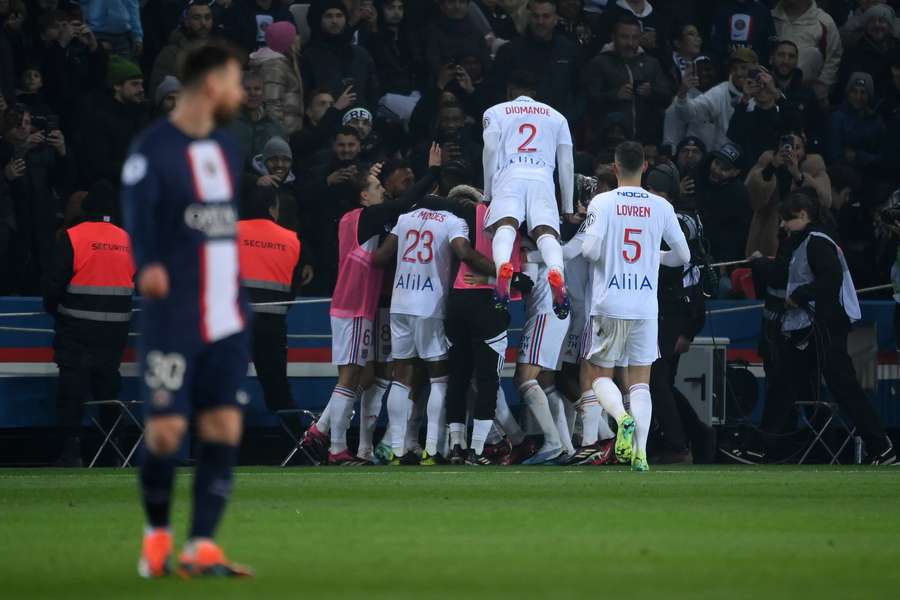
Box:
[517,124,538,153]
[402,230,434,264]
[623,228,642,263]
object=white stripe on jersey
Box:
[389,209,468,319]
[188,140,242,343]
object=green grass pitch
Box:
[1,466,898,599]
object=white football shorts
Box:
[390,314,449,361]
[583,316,659,368]
[518,312,570,370]
[485,176,559,234]
[331,316,374,367]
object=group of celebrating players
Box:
[301,73,691,472]
[125,42,689,579]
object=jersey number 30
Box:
[402,230,434,264]
[623,228,642,263]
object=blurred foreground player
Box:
[122,41,253,578]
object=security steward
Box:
[42,181,135,467]
[237,187,302,412]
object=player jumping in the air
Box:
[122,41,253,578]
[580,142,690,472]
[481,70,574,318]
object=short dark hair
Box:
[507,69,537,94]
[176,40,243,89]
[334,124,361,141]
[614,141,645,175]
[531,0,558,9]
[613,14,641,33]
[779,189,820,222]
[241,187,279,220]
[381,158,411,182]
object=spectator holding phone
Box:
[727,66,788,173]
[745,131,831,257]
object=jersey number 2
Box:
[623,228,642,263]
[402,230,434,264]
[517,124,537,153]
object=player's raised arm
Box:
[660,206,691,267]
[556,140,575,216]
[482,110,500,201]
[372,232,399,268]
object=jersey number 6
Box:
[402,230,434,264]
[623,228,642,263]
[517,124,537,153]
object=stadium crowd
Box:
[2,0,900,466]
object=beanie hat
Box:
[645,163,680,199]
[265,21,297,55]
[262,136,292,162]
[307,0,350,31]
[154,75,181,106]
[342,107,373,125]
[107,55,143,87]
[863,4,896,31]
[847,71,875,98]
[676,135,707,156]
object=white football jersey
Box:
[483,96,572,188]
[563,228,591,324]
[389,208,469,319]
[584,186,686,320]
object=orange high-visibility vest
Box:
[237,219,301,315]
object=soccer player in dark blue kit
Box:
[121,41,253,579]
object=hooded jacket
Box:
[248,46,305,134]
[301,0,380,109]
[673,78,743,152]
[772,1,843,88]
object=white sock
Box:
[316,399,333,434]
[520,380,560,447]
[491,225,517,277]
[449,422,468,450]
[406,400,423,452]
[592,377,626,422]
[578,391,602,446]
[546,387,575,455]
[358,378,388,455]
[471,419,493,454]
[425,377,448,455]
[630,383,652,457]
[536,234,564,274]
[328,385,357,454]
[494,387,525,445]
[386,382,412,456]
[486,424,504,445]
[598,408,616,441]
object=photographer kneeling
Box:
[774,193,896,465]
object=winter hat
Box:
[342,107,373,125]
[154,76,181,106]
[265,21,297,55]
[262,136,292,162]
[847,71,875,98]
[107,55,143,87]
[676,135,707,156]
[863,4,896,32]
[645,163,680,198]
[307,0,350,31]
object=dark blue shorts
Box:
[139,330,250,418]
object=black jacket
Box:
[491,32,582,121]
[76,94,150,190]
[301,21,380,110]
[698,174,752,262]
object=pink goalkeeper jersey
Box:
[453,203,522,300]
[330,208,384,320]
